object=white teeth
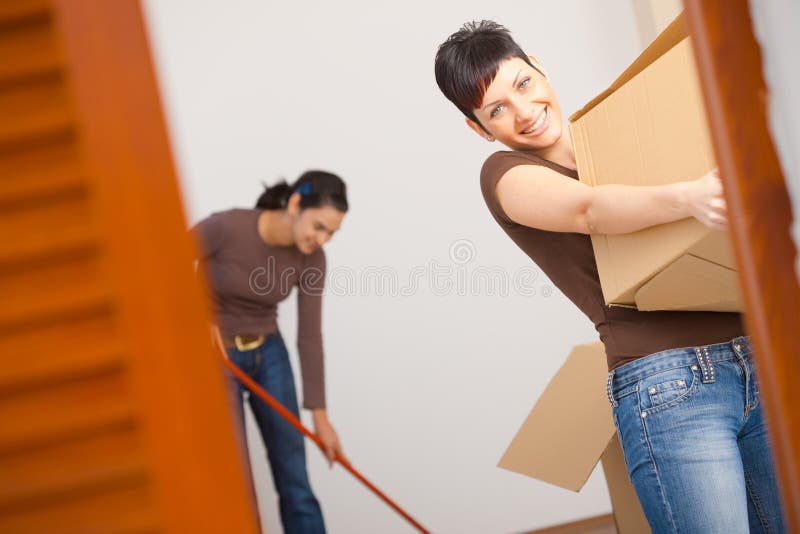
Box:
[523,108,547,134]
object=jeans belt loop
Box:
[607,369,618,408]
[695,346,716,384]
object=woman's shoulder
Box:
[481,150,552,183]
[199,207,258,229]
[211,207,259,222]
[480,150,578,192]
[480,150,547,201]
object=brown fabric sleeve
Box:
[191,212,226,260]
[480,150,580,228]
[296,248,327,409]
[480,151,542,227]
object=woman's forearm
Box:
[312,408,328,423]
[585,170,726,234]
[585,181,691,234]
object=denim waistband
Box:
[606,336,751,406]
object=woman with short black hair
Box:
[435,21,784,533]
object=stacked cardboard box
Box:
[569,16,740,312]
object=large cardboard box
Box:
[499,342,650,534]
[568,15,741,312]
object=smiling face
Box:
[287,195,345,254]
[468,57,567,155]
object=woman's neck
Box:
[536,135,577,171]
[257,210,294,247]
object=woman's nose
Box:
[515,102,535,123]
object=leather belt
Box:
[221,334,266,351]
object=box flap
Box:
[601,436,651,533]
[497,342,614,492]
[589,220,711,306]
[687,230,737,269]
[570,13,688,122]
[634,254,741,312]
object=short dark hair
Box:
[435,20,541,130]
[256,170,349,213]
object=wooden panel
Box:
[0,137,84,205]
[683,1,800,531]
[0,370,136,452]
[0,186,98,267]
[0,0,262,529]
[0,481,161,534]
[0,311,125,392]
[0,0,49,26]
[50,0,262,532]
[0,424,145,510]
[0,72,72,146]
[0,249,106,310]
[0,13,61,84]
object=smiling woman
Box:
[192,170,348,534]
[435,19,785,533]
[469,58,562,152]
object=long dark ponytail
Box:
[255,170,349,213]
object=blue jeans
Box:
[607,336,785,533]
[226,331,325,534]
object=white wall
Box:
[632,0,681,47]
[141,1,643,532]
[749,0,800,282]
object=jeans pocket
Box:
[638,365,699,415]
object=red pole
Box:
[219,353,430,534]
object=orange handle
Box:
[218,350,430,534]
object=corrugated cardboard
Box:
[498,342,649,533]
[601,436,651,534]
[569,15,740,312]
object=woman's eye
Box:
[519,78,530,90]
[490,105,504,118]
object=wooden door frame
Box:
[683,1,800,530]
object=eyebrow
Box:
[315,220,336,234]
[481,69,523,111]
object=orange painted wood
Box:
[0,73,72,145]
[0,0,49,25]
[48,0,262,532]
[683,1,800,530]
[0,14,61,83]
[0,0,260,531]
[0,482,160,534]
[0,139,84,203]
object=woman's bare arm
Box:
[495,165,726,234]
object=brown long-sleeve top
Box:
[481,150,744,370]
[192,208,327,409]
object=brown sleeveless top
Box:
[481,150,744,370]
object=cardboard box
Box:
[568,15,741,312]
[499,342,650,533]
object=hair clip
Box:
[294,182,313,196]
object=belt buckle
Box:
[234,335,264,351]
